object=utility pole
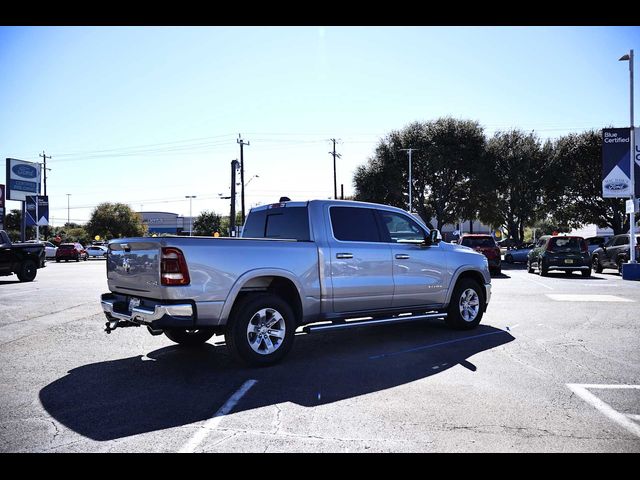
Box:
[230,159,239,236]
[329,138,341,199]
[237,134,250,224]
[39,151,51,196]
[400,148,419,213]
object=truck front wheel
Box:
[445,278,484,330]
[164,328,215,346]
[17,260,37,282]
[226,293,296,366]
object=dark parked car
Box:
[527,235,591,277]
[55,242,88,262]
[591,234,640,275]
[584,235,614,255]
[459,234,501,274]
[0,230,46,282]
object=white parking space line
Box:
[567,384,640,438]
[546,294,634,302]
[178,379,257,453]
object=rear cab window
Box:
[242,205,310,241]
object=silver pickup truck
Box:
[101,199,491,365]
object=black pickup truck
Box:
[0,230,46,282]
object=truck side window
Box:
[330,207,380,242]
[378,211,425,243]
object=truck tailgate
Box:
[107,240,163,296]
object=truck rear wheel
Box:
[225,293,296,366]
[164,328,215,346]
[445,278,484,330]
[17,259,37,282]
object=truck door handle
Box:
[336,253,353,259]
[395,254,410,259]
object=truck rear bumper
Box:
[101,293,195,329]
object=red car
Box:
[55,242,88,262]
[459,234,501,274]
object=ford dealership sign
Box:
[5,158,41,202]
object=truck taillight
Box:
[161,248,190,286]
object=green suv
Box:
[527,235,591,277]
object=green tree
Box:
[192,210,223,236]
[476,130,550,244]
[85,202,147,239]
[354,118,487,229]
[547,130,633,235]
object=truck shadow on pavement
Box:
[39,322,514,441]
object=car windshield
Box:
[461,237,495,248]
[59,244,75,250]
[549,237,583,252]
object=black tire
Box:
[55,258,60,263]
[592,256,603,273]
[445,278,484,330]
[538,259,548,276]
[505,254,513,264]
[582,268,592,278]
[164,328,216,346]
[225,293,296,366]
[16,260,37,282]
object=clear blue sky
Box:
[1,26,638,226]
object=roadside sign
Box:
[5,158,41,202]
[25,195,49,227]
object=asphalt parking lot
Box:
[0,259,639,452]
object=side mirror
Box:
[599,242,605,249]
[429,229,441,245]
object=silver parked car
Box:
[26,240,58,259]
[86,245,108,258]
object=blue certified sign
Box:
[11,164,38,179]
[5,158,41,201]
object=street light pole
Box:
[400,148,419,213]
[620,49,637,264]
[66,194,71,226]
[185,195,196,236]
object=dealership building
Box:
[138,211,195,235]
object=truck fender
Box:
[219,268,305,324]
[444,267,488,306]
